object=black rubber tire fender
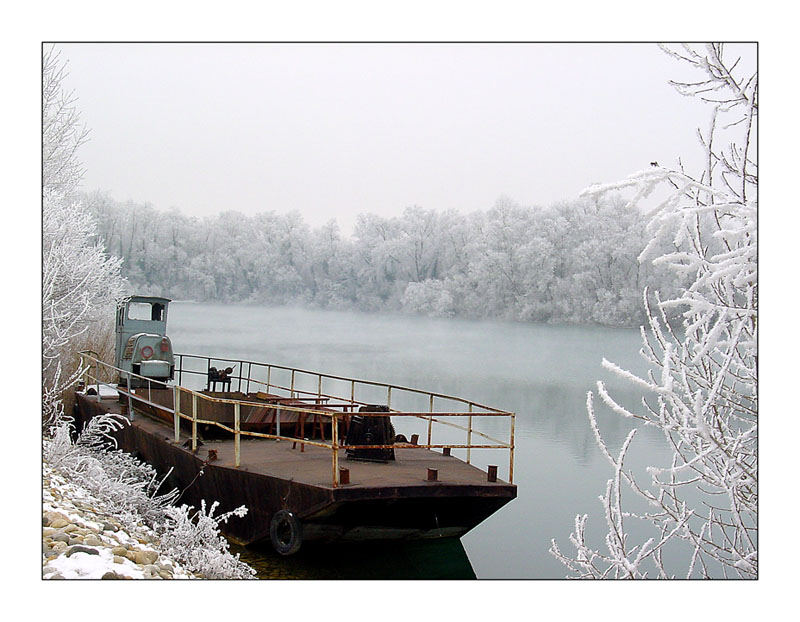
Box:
[269,510,303,556]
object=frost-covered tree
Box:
[306,219,360,307]
[550,43,757,579]
[42,48,257,579]
[42,46,126,428]
[469,197,536,318]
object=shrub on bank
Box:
[44,412,256,579]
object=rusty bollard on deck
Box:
[427,468,438,481]
[487,465,498,482]
[339,467,350,485]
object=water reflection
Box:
[232,538,476,580]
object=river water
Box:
[167,302,668,579]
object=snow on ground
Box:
[45,545,145,580]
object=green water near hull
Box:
[232,538,476,580]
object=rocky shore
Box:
[42,462,196,580]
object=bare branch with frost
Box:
[551,43,756,579]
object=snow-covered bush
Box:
[45,413,179,525]
[44,412,255,579]
[401,279,456,318]
[156,501,255,580]
[550,43,757,578]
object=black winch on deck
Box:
[345,405,396,463]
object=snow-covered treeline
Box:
[82,192,683,327]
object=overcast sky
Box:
[58,42,738,234]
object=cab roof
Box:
[118,295,172,306]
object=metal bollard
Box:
[427,468,438,481]
[487,465,498,482]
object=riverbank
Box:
[42,461,196,579]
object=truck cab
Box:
[114,296,174,388]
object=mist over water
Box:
[168,302,668,578]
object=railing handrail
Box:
[77,351,516,486]
[175,351,510,414]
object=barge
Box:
[74,296,516,555]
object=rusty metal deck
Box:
[140,412,505,490]
[99,394,510,490]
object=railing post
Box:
[276,406,281,440]
[234,402,241,467]
[387,386,392,410]
[509,412,516,484]
[192,393,198,452]
[350,380,355,406]
[246,362,252,393]
[267,365,271,392]
[318,374,322,402]
[127,372,134,421]
[173,386,181,442]
[95,359,100,399]
[467,403,473,464]
[290,369,295,397]
[332,412,339,488]
[81,354,89,389]
[427,394,433,447]
[178,354,183,387]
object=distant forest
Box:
[83,192,684,327]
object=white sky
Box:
[57,42,734,234]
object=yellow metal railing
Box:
[78,351,516,487]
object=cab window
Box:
[128,302,153,320]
